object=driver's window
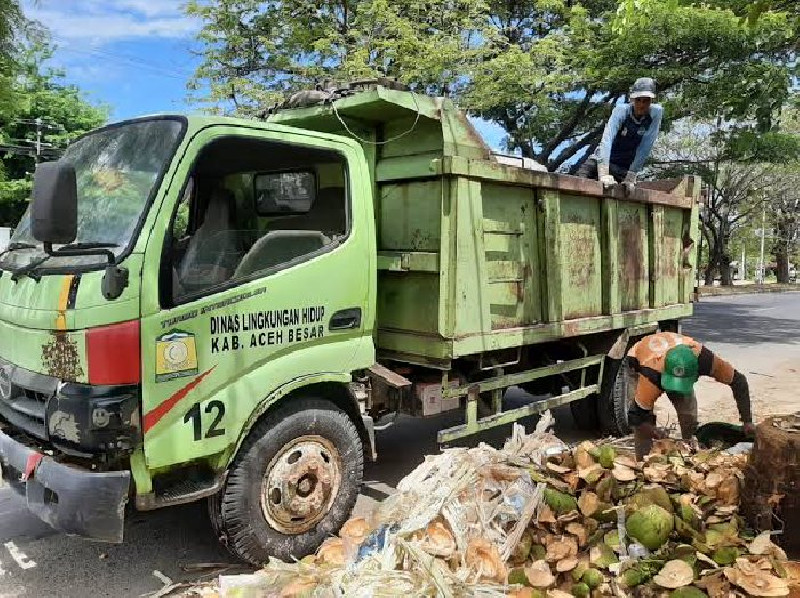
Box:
[166,136,348,304]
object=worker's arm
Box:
[596,105,628,177]
[698,347,753,423]
[629,104,663,173]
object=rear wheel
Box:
[599,357,632,436]
[210,398,363,565]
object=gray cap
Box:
[630,77,657,99]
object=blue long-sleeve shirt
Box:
[597,103,663,173]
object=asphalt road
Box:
[1,291,798,597]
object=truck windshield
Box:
[1,118,185,271]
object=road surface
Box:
[0,292,798,597]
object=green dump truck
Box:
[0,82,699,563]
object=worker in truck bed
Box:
[625,332,755,460]
[577,77,663,188]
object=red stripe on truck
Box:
[143,367,216,433]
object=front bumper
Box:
[0,429,130,542]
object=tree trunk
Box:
[776,249,790,283]
[720,253,734,286]
[704,263,716,286]
[741,414,800,559]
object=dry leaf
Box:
[466,538,507,583]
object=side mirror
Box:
[31,161,77,245]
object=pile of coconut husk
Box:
[174,415,799,598]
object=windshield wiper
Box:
[10,254,51,282]
[58,242,119,251]
[0,242,37,258]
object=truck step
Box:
[135,475,225,511]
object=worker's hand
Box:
[600,174,616,188]
[743,422,756,437]
[624,171,637,185]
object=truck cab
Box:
[0,115,377,561]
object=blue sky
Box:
[23,0,506,149]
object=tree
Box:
[0,40,108,226]
[648,118,777,285]
[187,0,797,172]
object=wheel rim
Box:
[260,435,342,534]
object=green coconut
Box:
[571,561,589,582]
[593,445,616,469]
[531,544,547,561]
[544,488,578,515]
[641,487,674,513]
[508,568,530,586]
[590,544,619,569]
[711,546,739,566]
[626,505,675,550]
[604,530,621,550]
[581,568,605,589]
[571,582,590,598]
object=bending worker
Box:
[625,331,755,460]
[578,77,663,188]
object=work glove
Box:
[624,171,637,194]
[638,421,665,440]
[600,174,616,188]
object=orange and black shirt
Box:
[627,332,737,411]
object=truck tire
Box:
[211,398,364,565]
[598,358,632,436]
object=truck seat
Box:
[234,230,328,278]
[268,187,346,236]
[177,188,241,291]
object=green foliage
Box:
[0,38,108,226]
[188,0,797,172]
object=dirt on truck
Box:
[0,81,699,564]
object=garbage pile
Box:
[177,416,798,598]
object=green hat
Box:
[661,345,699,394]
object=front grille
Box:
[0,362,57,442]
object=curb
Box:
[698,284,800,297]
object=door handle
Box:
[329,308,362,330]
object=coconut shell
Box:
[339,517,370,545]
[578,492,599,517]
[556,557,579,573]
[466,537,507,583]
[547,462,572,475]
[525,560,556,588]
[578,464,604,484]
[539,504,557,524]
[423,520,456,558]
[653,560,695,588]
[574,442,597,470]
[317,537,347,566]
[612,464,637,482]
[546,537,578,562]
[724,566,790,597]
[566,522,588,547]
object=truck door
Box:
[138,126,375,470]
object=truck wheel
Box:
[211,398,363,565]
[598,358,632,436]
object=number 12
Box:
[184,400,226,441]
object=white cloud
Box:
[23,0,200,43]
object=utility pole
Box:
[35,118,42,163]
[758,200,766,285]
